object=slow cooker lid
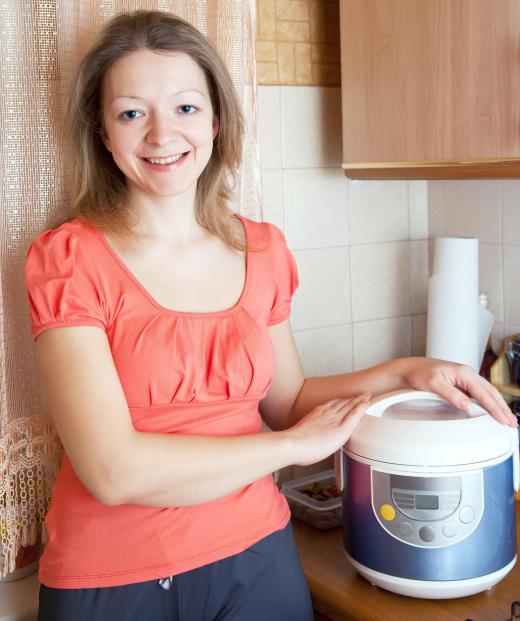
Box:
[345,390,517,467]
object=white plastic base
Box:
[0,570,39,621]
[347,553,517,599]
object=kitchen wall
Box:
[428,181,520,349]
[258,86,429,380]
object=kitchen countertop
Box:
[292,504,520,621]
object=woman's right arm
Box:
[36,326,368,508]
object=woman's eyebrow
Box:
[110,89,206,104]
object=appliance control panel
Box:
[371,469,483,548]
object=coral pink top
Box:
[23,215,298,589]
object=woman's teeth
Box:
[145,153,185,164]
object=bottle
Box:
[478,293,497,381]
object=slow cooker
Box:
[336,390,519,599]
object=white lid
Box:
[344,390,516,467]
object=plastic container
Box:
[281,469,342,529]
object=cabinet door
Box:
[340,0,520,179]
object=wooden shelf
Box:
[490,332,520,401]
[493,383,520,398]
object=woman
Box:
[23,10,517,621]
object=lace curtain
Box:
[0,0,260,578]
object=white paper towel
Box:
[426,237,493,372]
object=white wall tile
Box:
[412,314,427,356]
[284,169,348,249]
[349,180,409,244]
[479,243,503,323]
[261,170,284,231]
[428,181,445,237]
[350,242,411,321]
[502,180,520,244]
[503,244,520,326]
[410,240,429,314]
[409,181,429,240]
[294,324,353,376]
[353,317,412,370]
[291,247,351,330]
[442,180,501,243]
[281,86,342,169]
[257,86,283,170]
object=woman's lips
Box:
[141,151,189,172]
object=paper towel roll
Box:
[426,237,491,372]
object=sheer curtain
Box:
[0,0,260,578]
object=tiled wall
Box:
[428,181,520,350]
[256,0,340,85]
[258,84,429,479]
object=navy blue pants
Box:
[38,522,315,621]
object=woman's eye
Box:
[120,110,142,121]
[178,105,197,114]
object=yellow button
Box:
[380,504,396,521]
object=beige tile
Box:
[412,314,427,356]
[349,180,409,244]
[281,86,342,168]
[310,2,327,42]
[311,63,341,85]
[291,246,351,330]
[257,62,279,84]
[275,0,310,21]
[502,180,520,244]
[325,1,340,42]
[257,86,283,169]
[294,324,353,376]
[261,170,284,230]
[284,168,348,249]
[256,40,277,63]
[503,244,520,326]
[277,20,310,41]
[410,241,429,315]
[353,317,412,371]
[350,242,411,322]
[427,181,445,237]
[479,243,504,323]
[442,180,501,243]
[277,42,296,82]
[409,180,428,240]
[258,0,277,40]
[311,43,340,63]
[295,43,312,84]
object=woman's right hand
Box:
[287,394,371,467]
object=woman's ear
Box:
[100,129,112,153]
[212,115,219,140]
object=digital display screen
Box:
[415,495,439,510]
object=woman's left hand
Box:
[403,357,518,427]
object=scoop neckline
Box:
[86,214,251,318]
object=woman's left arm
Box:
[260,320,518,431]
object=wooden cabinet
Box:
[340,0,520,179]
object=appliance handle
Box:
[366,389,488,418]
[512,427,520,492]
[334,450,344,492]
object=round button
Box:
[397,521,413,537]
[380,504,396,521]
[442,523,457,538]
[419,526,435,542]
[459,506,475,524]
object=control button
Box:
[397,521,413,537]
[459,506,475,524]
[419,526,435,542]
[442,523,457,538]
[380,504,396,521]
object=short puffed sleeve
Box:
[267,224,299,326]
[24,226,108,341]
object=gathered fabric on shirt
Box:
[23,214,299,589]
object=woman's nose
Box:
[145,113,179,146]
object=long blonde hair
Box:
[49,10,246,250]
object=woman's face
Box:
[101,48,219,201]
